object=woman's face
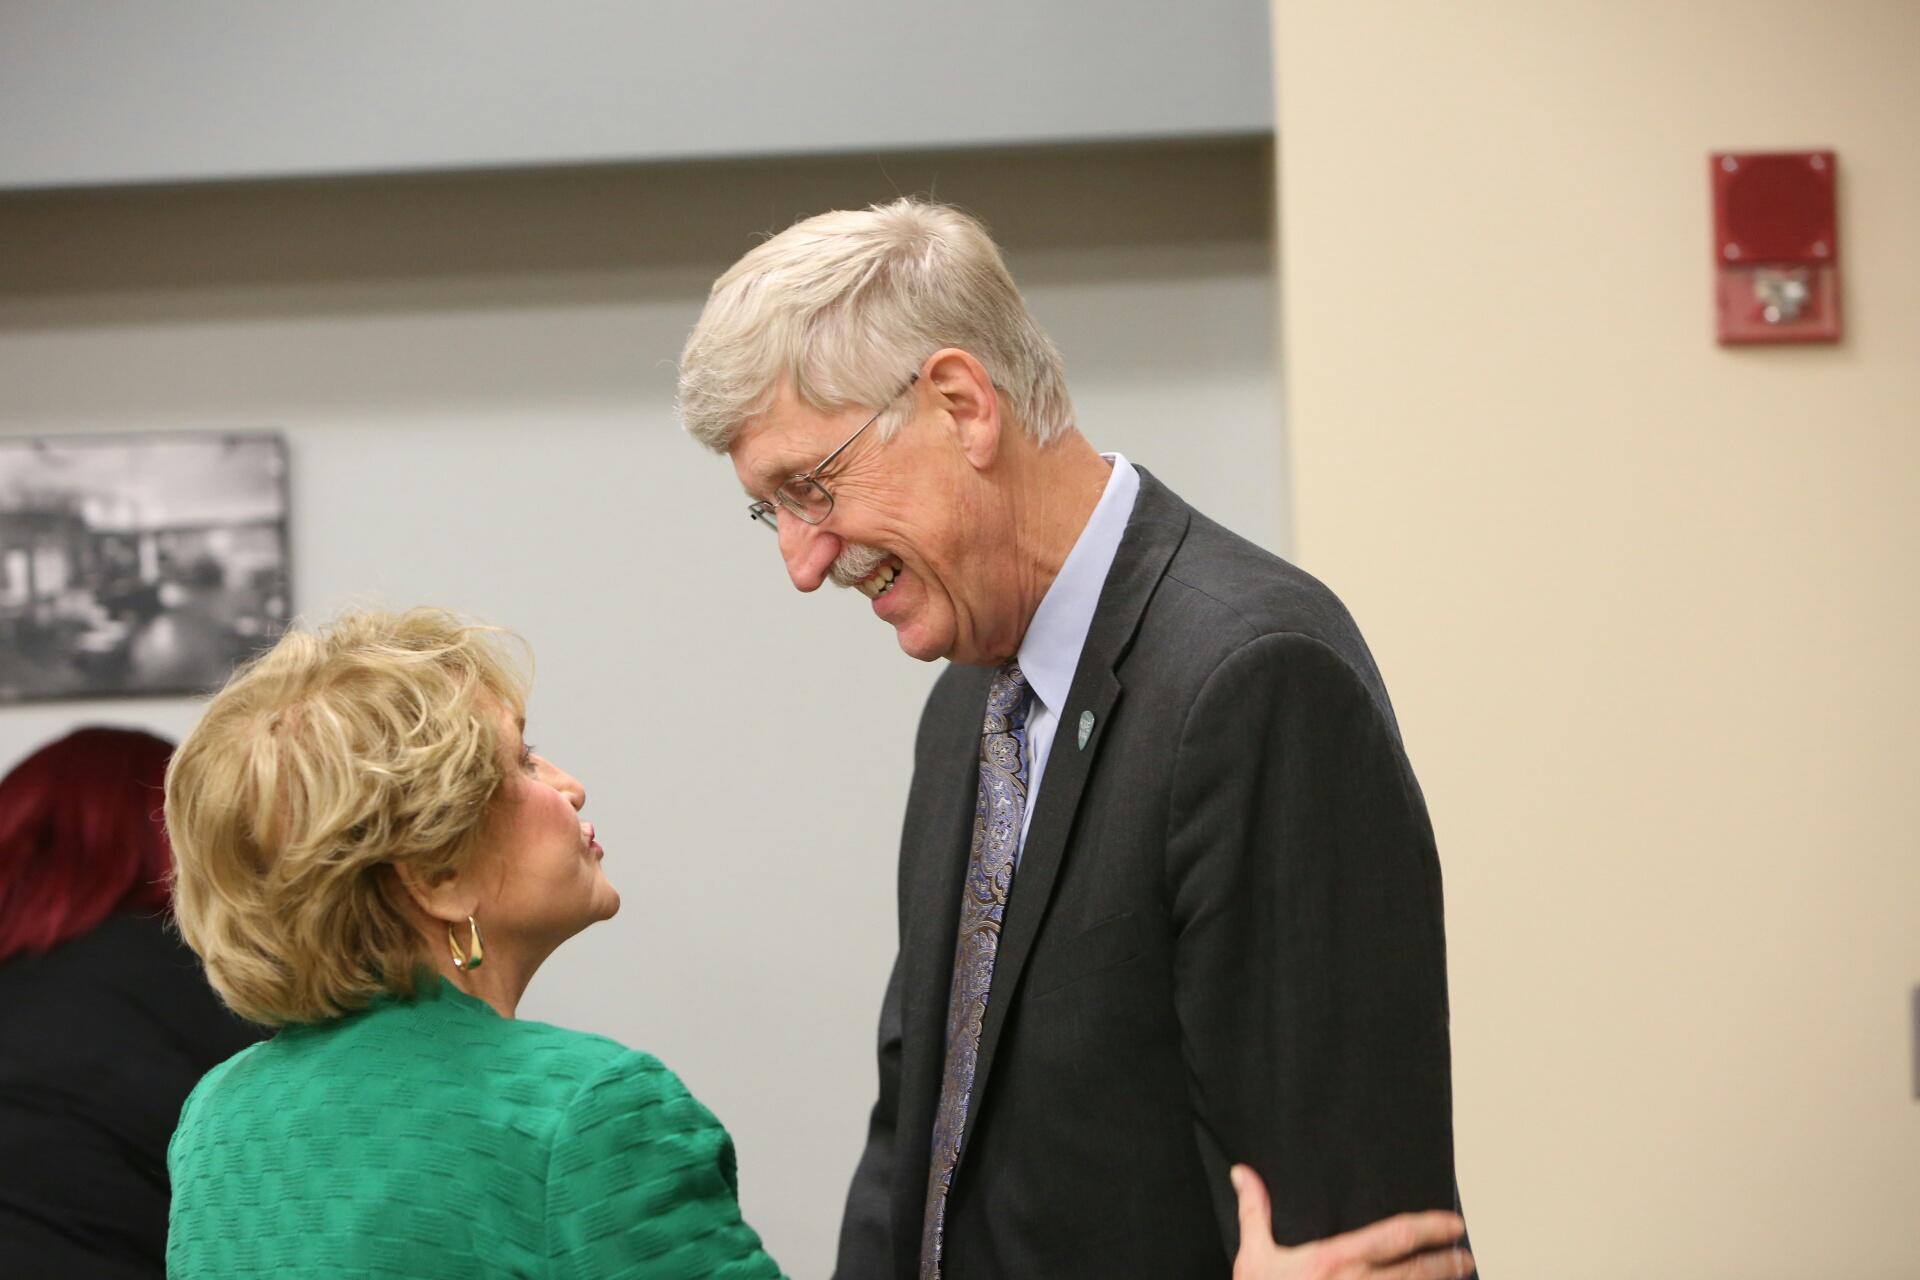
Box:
[468,708,620,954]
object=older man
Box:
[680,200,1470,1280]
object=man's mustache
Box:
[830,544,892,589]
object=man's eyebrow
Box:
[744,458,801,498]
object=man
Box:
[680,200,1470,1279]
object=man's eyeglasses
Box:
[747,374,918,532]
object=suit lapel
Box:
[954,468,1192,1181]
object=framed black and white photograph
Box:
[0,432,291,703]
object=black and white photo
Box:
[0,433,290,703]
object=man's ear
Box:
[924,348,1002,472]
[386,860,480,926]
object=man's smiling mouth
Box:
[856,557,904,599]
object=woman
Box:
[0,727,263,1279]
[163,608,775,1278]
[163,608,1470,1279]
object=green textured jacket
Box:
[166,977,784,1279]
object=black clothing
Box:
[0,911,264,1278]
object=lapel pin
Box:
[1077,710,1095,749]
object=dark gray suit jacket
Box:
[833,469,1466,1279]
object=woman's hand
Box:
[1230,1165,1474,1280]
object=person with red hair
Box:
[0,727,175,961]
[0,726,263,1280]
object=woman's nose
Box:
[550,765,586,810]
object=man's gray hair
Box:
[678,198,1075,453]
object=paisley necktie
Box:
[919,662,1030,1279]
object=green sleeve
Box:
[544,1049,785,1280]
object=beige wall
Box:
[1273,3,1919,1277]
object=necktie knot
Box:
[985,662,1029,728]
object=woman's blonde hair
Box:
[165,608,528,1026]
[678,197,1075,452]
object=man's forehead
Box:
[730,402,836,492]
[728,417,789,493]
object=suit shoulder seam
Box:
[1159,568,1265,645]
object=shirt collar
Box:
[1017,453,1140,717]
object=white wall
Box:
[0,142,1282,1276]
[0,0,1272,189]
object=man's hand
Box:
[1230,1165,1475,1280]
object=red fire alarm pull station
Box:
[1712,150,1840,344]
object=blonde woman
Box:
[164,609,775,1279]
[162,609,1469,1279]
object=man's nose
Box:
[779,516,840,593]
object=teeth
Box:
[859,559,902,599]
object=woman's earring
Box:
[448,915,485,971]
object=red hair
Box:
[0,727,176,964]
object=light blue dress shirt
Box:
[1013,452,1140,858]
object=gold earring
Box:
[448,915,484,971]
